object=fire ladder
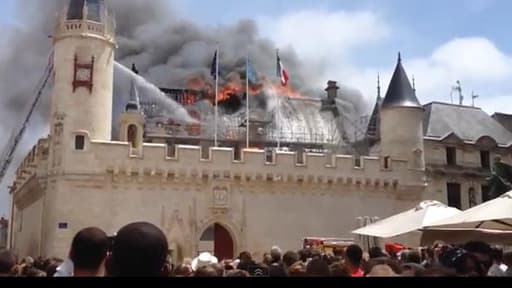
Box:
[0,53,54,186]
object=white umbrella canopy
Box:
[351,200,461,238]
[425,191,512,230]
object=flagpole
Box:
[246,51,250,149]
[214,44,219,147]
[276,49,281,150]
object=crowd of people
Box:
[1,222,512,277]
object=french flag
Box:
[277,52,289,86]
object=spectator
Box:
[503,250,512,277]
[306,258,330,277]
[333,247,345,261]
[237,251,256,272]
[191,252,218,272]
[262,253,273,266]
[416,267,457,277]
[109,222,169,277]
[45,258,64,277]
[172,264,193,277]
[23,267,47,277]
[345,245,364,277]
[288,262,307,277]
[270,246,282,263]
[369,247,387,259]
[0,250,17,277]
[366,264,397,277]
[330,262,350,277]
[70,227,109,277]
[282,251,299,270]
[194,264,219,277]
[487,246,508,277]
[463,241,493,276]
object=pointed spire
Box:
[125,80,140,112]
[381,54,422,109]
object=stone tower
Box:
[50,0,116,150]
[380,54,425,170]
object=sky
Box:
[0,0,512,215]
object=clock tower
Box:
[50,0,116,147]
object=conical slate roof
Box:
[382,54,422,109]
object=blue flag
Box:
[247,59,258,85]
[211,50,218,80]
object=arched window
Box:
[127,125,138,148]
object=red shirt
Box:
[351,268,365,277]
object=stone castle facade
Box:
[8,0,512,261]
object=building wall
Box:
[11,136,426,259]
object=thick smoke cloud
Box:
[0,0,369,213]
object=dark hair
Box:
[23,267,46,277]
[194,264,218,277]
[45,258,63,277]
[330,262,350,277]
[333,247,345,258]
[239,251,252,262]
[369,247,386,259]
[282,251,299,268]
[70,227,109,271]
[225,269,250,277]
[306,259,331,277]
[416,267,457,277]
[110,222,169,277]
[0,250,17,274]
[440,248,484,276]
[288,262,307,277]
[405,250,421,264]
[463,241,492,257]
[346,245,363,266]
[490,246,504,262]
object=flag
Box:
[211,49,218,80]
[277,52,289,86]
[247,58,258,85]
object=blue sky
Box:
[1,0,512,215]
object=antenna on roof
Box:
[472,91,479,107]
[450,80,463,105]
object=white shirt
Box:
[487,263,508,277]
[54,258,74,277]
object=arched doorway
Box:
[199,223,234,261]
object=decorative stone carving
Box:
[213,186,230,209]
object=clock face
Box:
[76,68,90,81]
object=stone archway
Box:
[199,223,235,261]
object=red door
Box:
[214,224,234,261]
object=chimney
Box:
[325,80,340,101]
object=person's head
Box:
[330,262,350,277]
[70,227,109,275]
[440,247,483,277]
[365,257,403,275]
[369,247,387,259]
[45,258,64,277]
[321,253,336,266]
[225,269,250,277]
[404,250,421,264]
[262,253,273,266]
[345,245,363,268]
[306,259,331,277]
[366,264,397,277]
[333,247,345,258]
[490,246,504,264]
[463,241,492,275]
[270,246,282,263]
[282,251,299,268]
[110,222,169,277]
[172,264,193,277]
[211,263,224,276]
[0,250,17,276]
[288,261,307,277]
[401,263,425,276]
[239,251,252,263]
[193,264,219,277]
